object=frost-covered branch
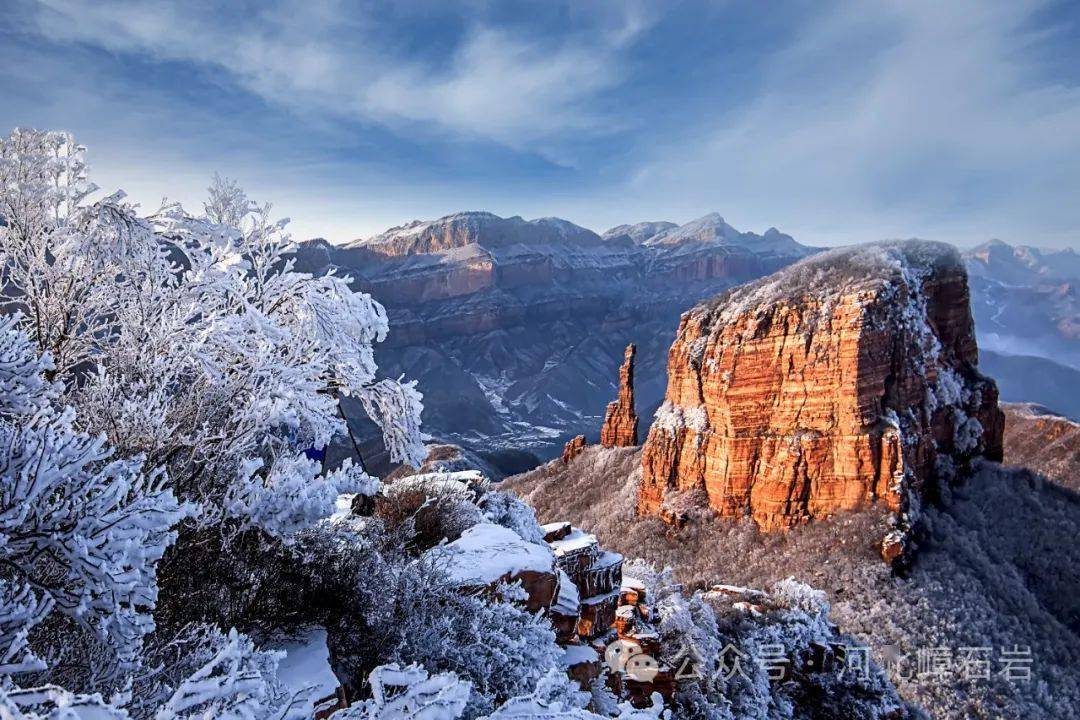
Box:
[2,130,426,538]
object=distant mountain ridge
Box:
[344,211,607,256]
[295,211,816,460]
[299,216,1079,468]
[963,238,1080,367]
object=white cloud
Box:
[28,0,651,147]
[11,0,1080,248]
[621,0,1080,247]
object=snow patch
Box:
[652,401,709,433]
[430,523,555,586]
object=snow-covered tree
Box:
[332,663,667,720]
[0,129,118,380]
[334,664,473,720]
[1,130,426,546]
[1,628,316,720]
[0,313,323,720]
[0,315,190,686]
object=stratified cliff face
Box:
[639,241,1004,533]
[600,344,638,447]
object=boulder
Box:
[430,523,558,612]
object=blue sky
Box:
[2,0,1080,247]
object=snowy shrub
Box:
[0,685,130,720]
[376,472,485,552]
[6,627,314,720]
[327,546,562,719]
[227,456,377,539]
[333,663,667,720]
[483,668,667,720]
[0,292,308,719]
[0,319,192,687]
[1,128,433,639]
[143,628,311,720]
[0,129,435,720]
[334,664,472,720]
[479,490,546,544]
[0,129,426,540]
[621,561,907,720]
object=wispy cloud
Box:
[26,0,652,147]
[623,0,1080,246]
[4,0,1079,247]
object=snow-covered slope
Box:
[505,446,1080,719]
[601,221,678,244]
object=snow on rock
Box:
[650,402,708,434]
[428,523,558,612]
[558,644,598,669]
[547,528,598,558]
[552,569,580,616]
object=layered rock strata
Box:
[539,522,674,707]
[639,241,1004,537]
[600,344,639,447]
[542,522,623,641]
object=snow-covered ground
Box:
[269,628,339,701]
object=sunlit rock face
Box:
[600,344,639,448]
[1001,403,1080,491]
[639,240,1004,533]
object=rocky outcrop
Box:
[1002,403,1080,492]
[383,442,503,481]
[538,522,675,708]
[433,522,558,613]
[601,344,639,448]
[562,435,586,464]
[639,241,1004,537]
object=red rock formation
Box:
[545,525,621,639]
[601,345,639,448]
[639,241,1004,537]
[562,435,586,464]
[1002,403,1080,491]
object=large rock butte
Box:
[600,344,639,448]
[639,240,1004,533]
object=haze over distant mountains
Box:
[296,211,1080,466]
[963,239,1080,417]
